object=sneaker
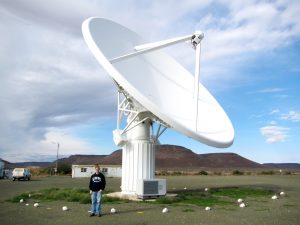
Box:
[90,213,95,217]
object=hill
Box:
[4,145,297,170]
[263,163,300,169]
[55,154,107,165]
[56,145,266,170]
[156,145,266,169]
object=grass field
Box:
[0,175,299,225]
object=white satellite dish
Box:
[82,17,234,195]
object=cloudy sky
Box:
[0,0,299,163]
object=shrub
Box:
[196,170,208,175]
[156,171,170,176]
[213,171,222,176]
[57,164,72,175]
[29,167,52,176]
[232,170,244,175]
[260,170,275,175]
[172,171,183,176]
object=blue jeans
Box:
[91,191,102,215]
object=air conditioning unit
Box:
[136,179,166,199]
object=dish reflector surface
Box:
[82,18,234,148]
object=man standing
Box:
[89,164,106,217]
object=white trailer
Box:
[72,165,121,178]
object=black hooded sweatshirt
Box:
[89,172,106,192]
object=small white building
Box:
[72,165,121,178]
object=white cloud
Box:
[269,121,277,125]
[260,125,289,144]
[182,1,300,90]
[255,88,285,93]
[270,109,280,115]
[274,94,289,99]
[41,130,97,155]
[0,2,117,161]
[281,111,300,122]
[2,130,98,163]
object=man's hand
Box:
[99,189,102,193]
[90,190,92,195]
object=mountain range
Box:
[1,145,300,170]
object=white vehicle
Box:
[12,168,31,181]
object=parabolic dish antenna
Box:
[82,18,234,148]
[82,17,234,196]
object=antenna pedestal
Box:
[121,119,155,195]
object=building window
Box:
[81,168,87,172]
[102,168,108,172]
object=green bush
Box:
[213,171,222,176]
[197,170,208,175]
[156,171,170,176]
[260,170,275,175]
[232,170,244,175]
[57,164,72,175]
[172,171,183,176]
[29,167,54,176]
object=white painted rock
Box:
[62,206,68,211]
[280,191,285,196]
[239,203,246,208]
[28,194,32,198]
[162,208,168,213]
[184,187,187,190]
[25,203,29,206]
[33,203,39,207]
[272,195,278,200]
[237,198,243,203]
[19,199,24,203]
[205,206,211,211]
[204,188,209,192]
[111,208,116,213]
